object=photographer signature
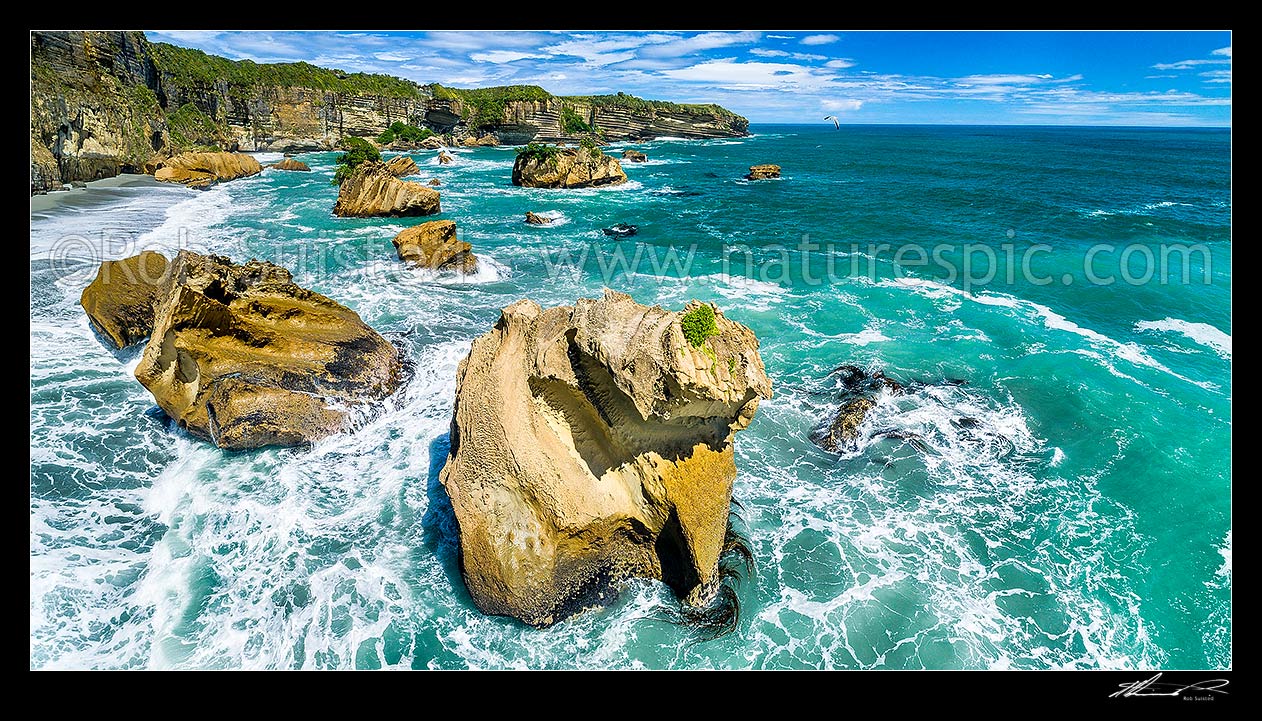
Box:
[1110,673,1229,698]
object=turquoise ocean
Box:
[29,125,1231,669]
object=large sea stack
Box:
[511,147,627,189]
[439,290,772,626]
[80,250,402,449]
[333,160,440,217]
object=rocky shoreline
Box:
[31,30,749,192]
[37,30,794,636]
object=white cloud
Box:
[957,74,1057,86]
[639,31,760,58]
[801,34,840,46]
[661,59,836,91]
[822,98,863,112]
[541,35,649,66]
[1201,69,1232,84]
[825,59,856,69]
[470,50,546,64]
[374,52,412,62]
[750,48,825,61]
[1152,46,1232,72]
[767,34,794,39]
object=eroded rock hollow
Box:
[439,290,772,626]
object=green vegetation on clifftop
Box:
[151,42,424,98]
[563,92,743,121]
[430,84,553,130]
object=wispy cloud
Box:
[1152,46,1232,72]
[800,34,840,46]
[752,48,826,61]
[638,31,760,58]
[471,50,547,64]
[822,98,863,112]
[661,59,836,91]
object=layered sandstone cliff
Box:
[31,31,748,192]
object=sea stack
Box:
[80,250,402,449]
[439,290,772,626]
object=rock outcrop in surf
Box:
[439,290,772,627]
[333,161,441,217]
[153,152,262,188]
[391,220,477,272]
[512,147,627,189]
[81,250,402,449]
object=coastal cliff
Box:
[31,31,748,191]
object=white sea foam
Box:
[885,277,1216,391]
[1216,531,1231,578]
[839,328,891,346]
[1135,318,1232,359]
[743,380,1160,669]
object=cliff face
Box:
[156,83,431,152]
[479,98,749,143]
[31,31,749,191]
[31,31,168,184]
[426,96,748,144]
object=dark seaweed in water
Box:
[653,504,753,641]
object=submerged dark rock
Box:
[814,365,904,453]
[602,223,638,238]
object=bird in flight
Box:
[823,115,840,130]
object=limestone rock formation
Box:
[31,31,747,191]
[154,152,263,189]
[439,290,773,626]
[438,151,454,165]
[524,211,552,225]
[110,250,402,449]
[385,155,419,177]
[427,178,442,187]
[269,157,311,171]
[80,251,171,348]
[391,220,477,273]
[746,164,781,180]
[814,365,903,452]
[333,161,441,217]
[460,134,499,147]
[511,148,628,189]
[31,137,62,193]
[621,149,647,163]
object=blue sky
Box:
[146,30,1232,126]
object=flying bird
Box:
[823,115,840,130]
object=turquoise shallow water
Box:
[29,125,1230,669]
